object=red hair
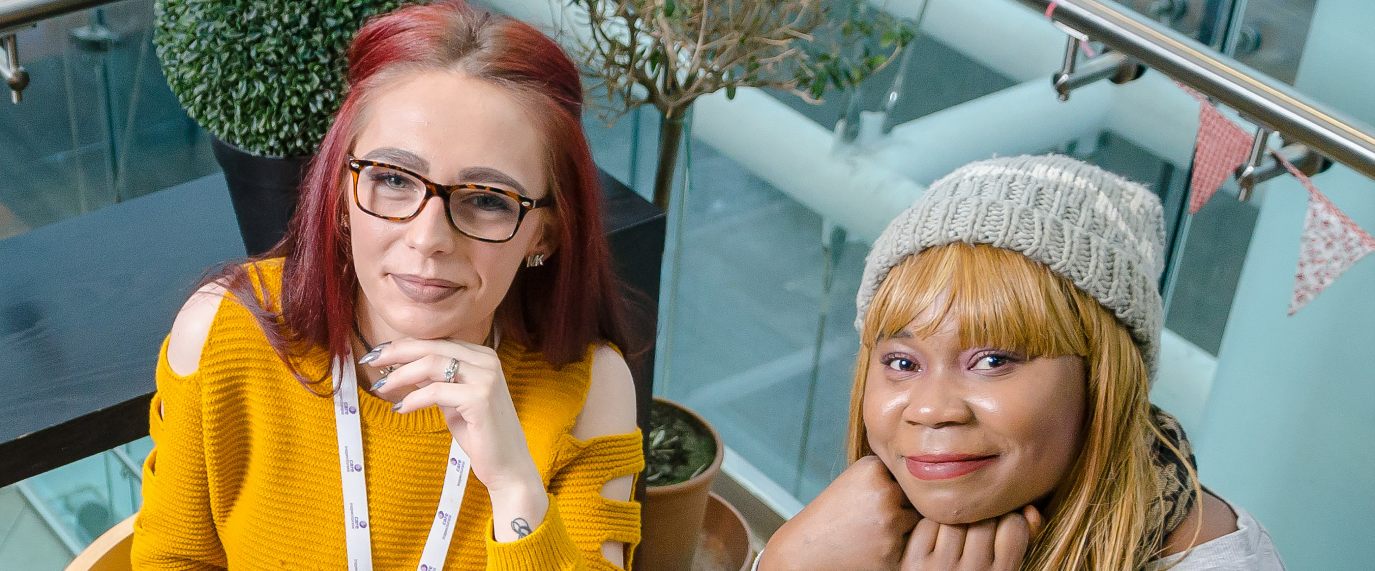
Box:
[212,1,633,391]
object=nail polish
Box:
[391,402,404,413]
[357,342,391,365]
[371,376,388,391]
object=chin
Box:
[381,302,467,340]
[906,488,1022,525]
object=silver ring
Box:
[444,358,460,383]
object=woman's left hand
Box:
[362,339,547,541]
[900,506,1043,571]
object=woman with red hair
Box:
[131,2,643,570]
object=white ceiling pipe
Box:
[873,77,1115,185]
[693,88,929,242]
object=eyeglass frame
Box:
[346,155,554,243]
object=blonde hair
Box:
[847,243,1198,570]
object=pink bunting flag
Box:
[1273,151,1375,315]
[1179,85,1254,214]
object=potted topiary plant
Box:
[154,0,403,254]
[641,397,726,571]
[568,0,918,209]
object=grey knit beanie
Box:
[855,154,1167,379]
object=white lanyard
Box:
[333,354,472,571]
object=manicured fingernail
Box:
[357,342,391,364]
[371,376,388,391]
[391,402,403,413]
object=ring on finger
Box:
[444,358,460,383]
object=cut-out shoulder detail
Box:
[166,281,229,377]
[572,345,639,569]
[573,345,638,442]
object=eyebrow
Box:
[360,147,536,198]
[888,329,914,339]
[458,166,531,197]
[361,147,430,173]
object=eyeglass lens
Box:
[356,164,523,241]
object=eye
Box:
[465,192,516,212]
[371,173,413,190]
[971,352,1019,371]
[881,353,918,373]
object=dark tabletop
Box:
[0,170,663,488]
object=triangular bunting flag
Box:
[1274,151,1375,315]
[1179,84,1254,214]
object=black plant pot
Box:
[210,137,311,256]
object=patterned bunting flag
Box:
[1179,85,1255,214]
[1273,151,1375,315]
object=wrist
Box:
[487,473,548,543]
[488,476,545,510]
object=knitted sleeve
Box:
[130,339,228,571]
[486,431,645,571]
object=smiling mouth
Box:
[390,273,463,303]
[904,454,998,481]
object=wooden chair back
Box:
[63,513,136,571]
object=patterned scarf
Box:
[1147,405,1199,550]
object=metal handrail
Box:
[1017,0,1375,182]
[0,0,113,31]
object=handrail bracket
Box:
[0,33,29,104]
[1053,36,1146,102]
[1236,134,1334,201]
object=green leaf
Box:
[726,85,737,99]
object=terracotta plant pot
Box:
[640,398,724,571]
[694,492,754,571]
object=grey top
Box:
[1146,495,1287,571]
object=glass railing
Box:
[2,0,1371,569]
[0,0,220,240]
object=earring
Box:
[525,253,545,267]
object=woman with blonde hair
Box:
[758,155,1285,570]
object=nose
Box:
[402,196,458,255]
[901,372,975,428]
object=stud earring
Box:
[525,253,545,267]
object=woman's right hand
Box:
[758,456,919,571]
[900,505,1043,571]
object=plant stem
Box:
[653,111,686,210]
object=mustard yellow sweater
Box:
[131,263,644,571]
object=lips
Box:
[905,454,998,481]
[390,273,463,303]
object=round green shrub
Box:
[155,0,405,157]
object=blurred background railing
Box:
[2,0,1372,569]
